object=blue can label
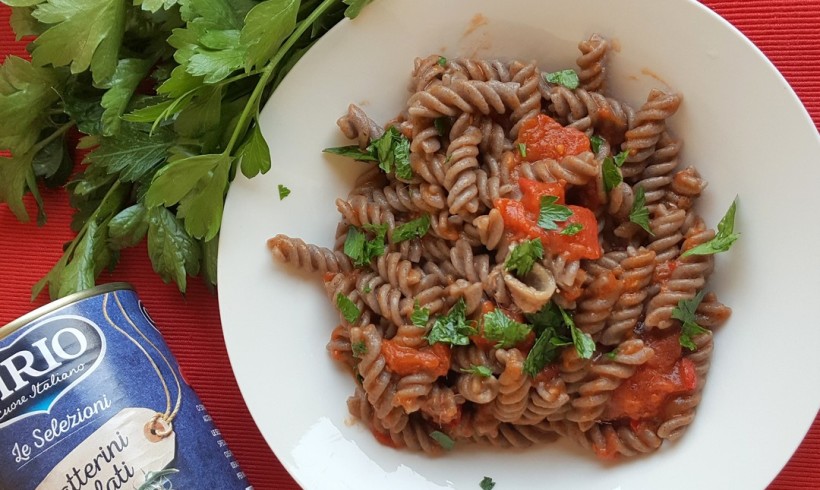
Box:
[0,287,253,490]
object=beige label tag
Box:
[36,407,175,490]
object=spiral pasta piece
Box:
[267,234,352,274]
[337,103,383,148]
[621,90,682,180]
[408,78,521,118]
[577,33,609,93]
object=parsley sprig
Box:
[681,198,739,257]
[425,299,477,346]
[544,69,580,89]
[324,126,413,179]
[523,302,595,376]
[504,238,544,277]
[0,0,375,300]
[629,186,653,235]
[672,290,710,350]
[481,309,532,348]
[538,195,573,231]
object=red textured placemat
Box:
[1,2,818,489]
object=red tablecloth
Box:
[1,1,818,489]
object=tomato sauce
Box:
[603,330,698,422]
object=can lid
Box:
[1,282,134,337]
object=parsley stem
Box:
[60,179,123,263]
[30,121,75,156]
[223,0,341,155]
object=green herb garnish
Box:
[538,195,573,231]
[343,223,388,267]
[425,299,476,346]
[430,430,455,451]
[392,214,431,243]
[336,293,360,324]
[480,477,496,490]
[324,126,413,179]
[560,222,584,236]
[352,341,367,358]
[504,238,544,277]
[411,300,430,326]
[517,142,527,158]
[589,135,605,154]
[461,365,493,378]
[544,69,580,89]
[672,290,710,350]
[482,309,532,349]
[277,184,291,200]
[681,198,739,257]
[629,186,653,235]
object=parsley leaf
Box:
[84,124,174,183]
[602,150,629,193]
[145,153,232,241]
[0,56,64,155]
[505,238,544,277]
[277,185,291,200]
[523,326,571,377]
[343,0,373,19]
[30,0,127,83]
[352,340,367,357]
[629,186,653,235]
[437,56,447,67]
[544,69,579,89]
[109,203,149,250]
[523,302,594,376]
[146,206,202,294]
[538,195,573,231]
[480,477,496,490]
[681,198,740,257]
[99,58,154,136]
[324,127,413,179]
[343,224,388,267]
[434,117,450,137]
[426,299,476,346]
[672,290,710,350]
[336,293,361,324]
[561,223,584,236]
[240,0,299,70]
[236,123,272,179]
[461,365,493,377]
[411,300,430,326]
[482,309,532,348]
[589,135,604,154]
[517,142,527,158]
[393,214,431,243]
[429,431,455,451]
[605,350,618,360]
[560,306,595,359]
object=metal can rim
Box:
[1,282,135,336]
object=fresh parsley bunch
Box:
[0,0,371,299]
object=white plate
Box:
[218,1,820,488]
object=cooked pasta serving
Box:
[267,34,738,459]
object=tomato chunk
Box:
[381,340,450,377]
[517,114,590,161]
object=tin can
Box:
[0,283,252,490]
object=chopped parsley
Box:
[672,290,710,350]
[482,309,532,348]
[392,214,431,243]
[411,300,430,326]
[605,349,618,360]
[461,365,493,377]
[629,186,653,235]
[602,150,629,193]
[425,299,476,346]
[544,69,580,90]
[324,126,412,179]
[538,195,573,231]
[480,477,496,490]
[523,302,595,376]
[437,56,447,67]
[517,142,527,158]
[343,223,388,267]
[336,293,360,324]
[352,341,367,358]
[430,430,455,451]
[277,184,291,200]
[560,222,584,236]
[434,116,451,137]
[681,198,740,257]
[504,238,544,277]
[589,135,605,154]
